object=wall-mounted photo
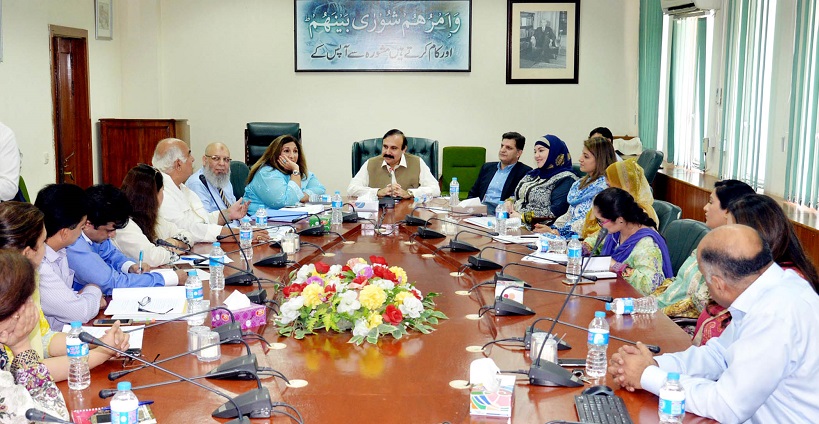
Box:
[507,0,579,84]
[295,0,471,72]
[95,0,113,40]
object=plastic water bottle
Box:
[659,372,686,423]
[254,206,267,228]
[110,381,139,424]
[449,177,459,206]
[239,216,254,262]
[606,297,659,315]
[331,191,343,226]
[566,234,583,283]
[495,204,508,236]
[585,311,609,379]
[209,242,225,291]
[185,270,204,324]
[66,321,91,390]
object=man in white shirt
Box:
[186,142,237,213]
[153,138,248,242]
[0,121,21,201]
[608,224,819,423]
[347,129,440,199]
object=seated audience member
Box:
[0,202,129,382]
[589,126,623,161]
[650,179,756,321]
[347,129,441,199]
[0,121,21,201]
[152,138,249,242]
[245,135,326,213]
[115,164,193,267]
[34,185,105,330]
[186,142,237,213]
[467,132,532,211]
[66,184,185,294]
[0,250,68,422]
[581,159,659,238]
[506,135,576,224]
[540,137,616,236]
[609,225,819,423]
[693,194,819,345]
[586,187,673,295]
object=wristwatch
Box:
[291,170,301,176]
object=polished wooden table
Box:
[59,201,713,423]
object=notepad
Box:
[103,286,186,321]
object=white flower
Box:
[277,296,305,325]
[371,278,395,291]
[399,296,424,319]
[351,262,370,274]
[352,318,369,337]
[336,290,361,314]
[327,264,343,276]
[295,264,315,282]
[325,276,341,290]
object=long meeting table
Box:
[59,200,714,423]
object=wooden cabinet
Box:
[99,119,189,186]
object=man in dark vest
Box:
[347,129,440,199]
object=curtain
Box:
[639,0,664,150]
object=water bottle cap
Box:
[571,234,579,239]
[213,242,221,247]
[117,381,132,391]
[667,372,680,380]
[188,270,197,276]
[604,303,612,311]
[241,216,250,222]
[594,311,605,318]
[70,321,82,328]
[335,190,340,194]
[452,177,458,181]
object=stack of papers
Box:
[103,286,187,321]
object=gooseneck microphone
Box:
[466,245,537,271]
[79,332,260,423]
[528,228,608,387]
[122,303,242,343]
[494,281,613,317]
[108,338,251,381]
[430,222,500,253]
[534,316,661,354]
[24,409,71,424]
[342,202,359,223]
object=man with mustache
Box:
[347,129,440,199]
[187,142,237,213]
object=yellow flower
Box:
[302,283,325,308]
[389,266,407,284]
[394,291,412,305]
[367,312,383,329]
[359,285,387,310]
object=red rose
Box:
[411,288,422,300]
[283,282,307,297]
[341,265,352,273]
[324,285,337,297]
[369,255,387,266]
[353,275,368,285]
[381,304,403,324]
[314,261,330,274]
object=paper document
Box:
[494,235,540,244]
[283,204,326,214]
[523,254,617,279]
[104,286,186,321]
[62,324,145,349]
[464,216,495,230]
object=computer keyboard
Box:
[574,394,634,424]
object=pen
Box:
[138,250,143,271]
[100,400,154,411]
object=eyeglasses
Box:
[596,217,611,226]
[137,296,173,315]
[206,155,232,163]
[122,352,160,368]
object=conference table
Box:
[58,200,714,423]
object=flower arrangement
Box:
[276,255,447,345]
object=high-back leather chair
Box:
[653,199,682,235]
[351,137,439,177]
[440,146,486,200]
[229,160,250,199]
[662,219,709,276]
[245,122,301,165]
[636,149,664,184]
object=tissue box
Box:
[211,304,266,331]
[469,374,515,417]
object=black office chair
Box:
[244,122,301,165]
[351,137,439,177]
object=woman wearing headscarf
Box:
[507,135,577,224]
[580,158,658,238]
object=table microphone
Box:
[108,338,251,381]
[342,202,359,223]
[533,316,661,354]
[24,409,71,424]
[79,332,261,423]
[123,304,242,343]
[444,226,500,253]
[405,205,487,226]
[465,245,537,271]
[528,228,608,387]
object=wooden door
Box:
[51,27,93,188]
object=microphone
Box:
[405,205,487,226]
[528,228,608,387]
[444,226,500,253]
[123,304,242,342]
[534,316,661,354]
[466,245,537,271]
[199,174,240,242]
[342,202,359,223]
[415,217,449,239]
[24,409,71,424]
[79,332,264,423]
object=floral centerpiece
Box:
[276,255,447,345]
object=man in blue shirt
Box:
[467,132,532,211]
[66,184,186,294]
[186,142,237,213]
[608,224,819,423]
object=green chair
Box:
[351,137,439,177]
[653,199,681,235]
[636,149,664,184]
[662,219,709,276]
[440,147,486,200]
[229,160,250,199]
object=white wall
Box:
[0,0,124,195]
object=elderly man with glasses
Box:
[187,142,237,213]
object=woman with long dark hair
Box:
[587,187,673,295]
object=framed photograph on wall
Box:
[295,0,472,72]
[507,0,580,84]
[95,0,113,41]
